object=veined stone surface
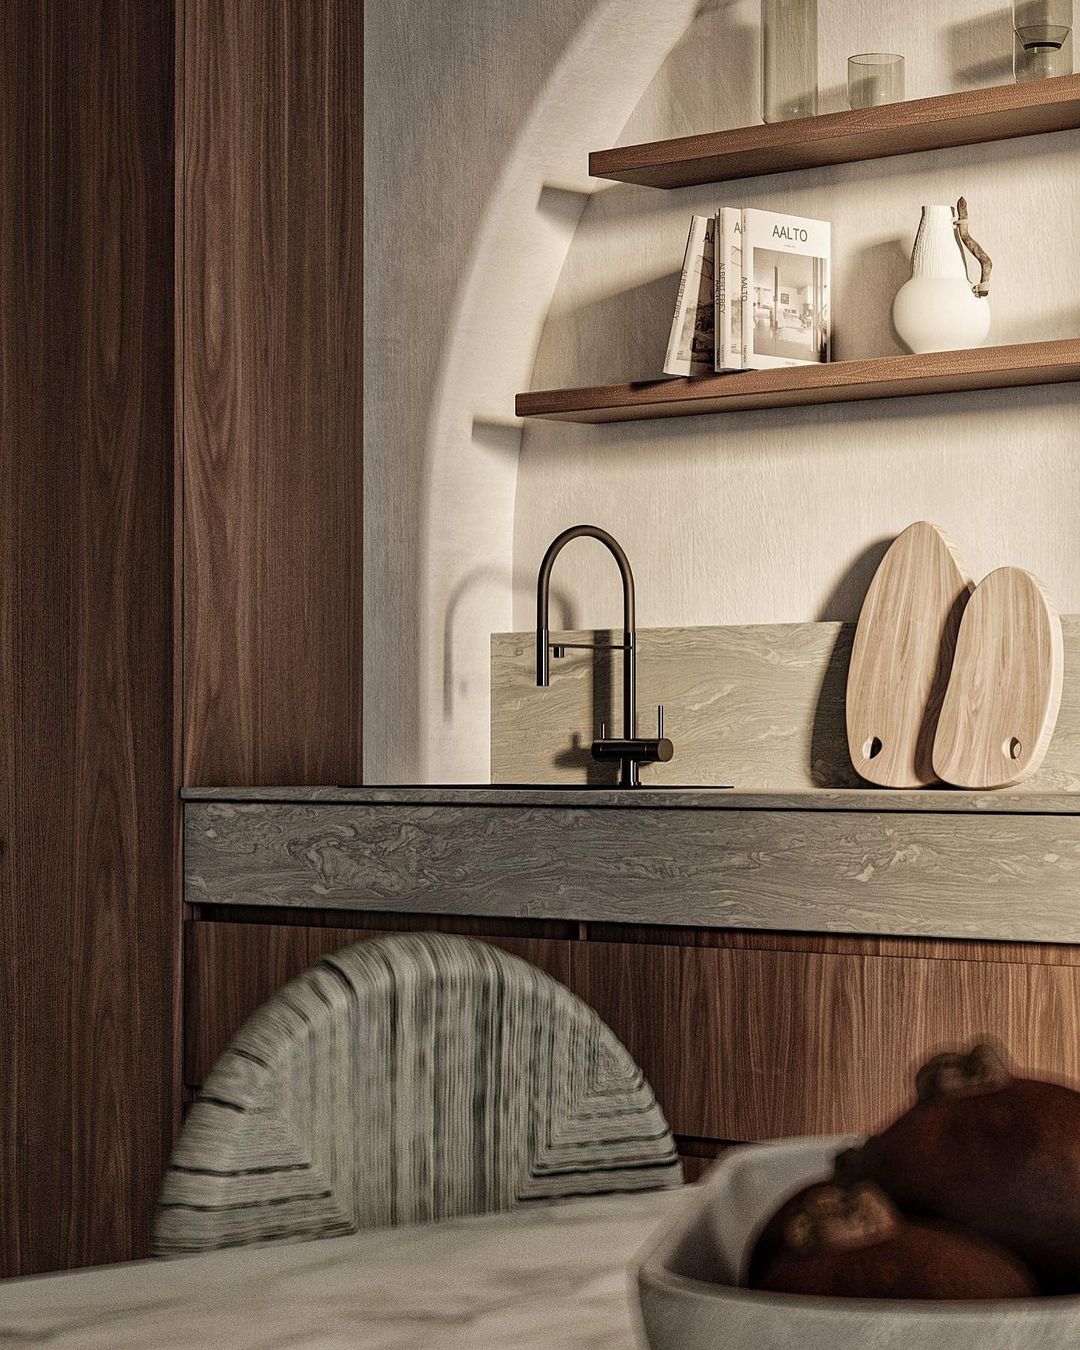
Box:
[0,1188,681,1349]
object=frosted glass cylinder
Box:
[1014,0,1073,81]
[762,0,818,123]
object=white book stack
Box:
[666,208,831,376]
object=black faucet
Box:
[535,524,673,787]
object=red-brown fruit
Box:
[749,1178,1038,1300]
[838,1043,1080,1292]
[746,1180,891,1287]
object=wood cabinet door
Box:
[572,939,1080,1141]
[185,922,572,1086]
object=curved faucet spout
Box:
[535,525,635,693]
[534,525,671,788]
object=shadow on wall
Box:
[836,239,911,361]
[537,184,592,227]
[538,271,682,386]
[652,0,759,132]
[442,565,577,718]
[553,636,618,785]
[816,536,894,622]
[810,537,893,786]
[808,628,860,788]
[945,7,1015,87]
[471,418,524,458]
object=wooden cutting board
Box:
[933,567,1063,789]
[846,522,974,787]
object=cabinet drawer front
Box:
[573,940,1080,1140]
[185,922,572,1086]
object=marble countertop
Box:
[181,784,1080,814]
[0,1189,683,1349]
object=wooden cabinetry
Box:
[2,1,363,1278]
[186,912,1080,1170]
[185,919,573,1086]
[181,0,363,787]
[574,931,1080,1141]
[0,0,179,1279]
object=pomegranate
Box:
[838,1043,1080,1292]
[748,1178,1038,1300]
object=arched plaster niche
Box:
[421,0,705,783]
[515,0,1080,708]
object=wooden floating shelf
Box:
[515,339,1080,424]
[590,74,1080,188]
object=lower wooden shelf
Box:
[515,338,1080,424]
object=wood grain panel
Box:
[589,73,1080,187]
[185,799,1080,944]
[491,618,1080,793]
[181,0,363,786]
[514,340,1080,423]
[585,921,1080,968]
[574,941,1080,1142]
[185,921,573,1085]
[0,0,178,1276]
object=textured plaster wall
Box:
[366,0,1080,782]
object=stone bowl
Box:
[634,1136,1080,1350]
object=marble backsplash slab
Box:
[490,618,1080,792]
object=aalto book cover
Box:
[740,209,830,370]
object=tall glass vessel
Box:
[762,0,818,123]
[1013,0,1073,81]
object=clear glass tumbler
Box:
[1013,0,1073,81]
[762,0,818,123]
[847,53,905,109]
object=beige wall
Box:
[366,0,1080,782]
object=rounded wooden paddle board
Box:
[846,522,974,787]
[932,566,1063,790]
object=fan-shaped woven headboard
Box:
[155,932,681,1254]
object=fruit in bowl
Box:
[746,1043,1080,1299]
[748,1178,1038,1300]
[837,1043,1080,1293]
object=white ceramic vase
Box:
[893,204,991,354]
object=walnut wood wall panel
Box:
[186,921,573,1085]
[0,0,178,1276]
[181,0,363,786]
[573,941,1080,1143]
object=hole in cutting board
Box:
[863,736,883,760]
[1005,737,1023,760]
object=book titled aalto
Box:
[740,210,831,371]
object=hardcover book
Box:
[664,214,715,377]
[740,209,831,370]
[714,207,745,372]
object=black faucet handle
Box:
[657,704,665,738]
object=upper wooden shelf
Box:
[590,74,1080,188]
[515,339,1080,424]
